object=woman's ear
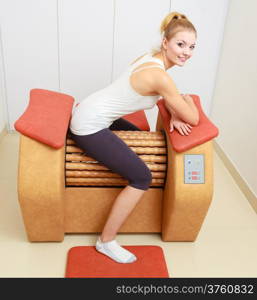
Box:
[162,37,168,51]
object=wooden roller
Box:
[65,162,166,171]
[66,177,164,186]
[66,154,166,164]
[65,130,167,187]
[66,145,166,154]
[66,140,165,152]
[67,131,165,143]
[65,170,165,178]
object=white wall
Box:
[0,0,59,132]
[168,0,229,114]
[0,0,228,132]
[211,0,257,197]
[59,0,114,100]
[0,26,7,132]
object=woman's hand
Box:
[169,112,193,136]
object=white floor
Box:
[0,133,257,278]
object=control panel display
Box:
[184,154,205,184]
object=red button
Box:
[192,176,198,180]
[192,171,199,175]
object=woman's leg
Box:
[69,128,152,263]
[69,128,152,191]
[100,185,145,241]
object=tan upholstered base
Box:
[17,106,215,242]
[17,134,65,242]
[162,140,213,241]
[16,94,218,243]
[17,132,214,242]
[64,187,162,233]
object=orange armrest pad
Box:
[14,89,75,149]
[157,95,219,153]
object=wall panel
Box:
[0,0,59,130]
[168,0,229,115]
[59,0,114,102]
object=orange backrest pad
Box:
[122,110,150,131]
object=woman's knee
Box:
[129,166,152,191]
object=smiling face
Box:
[162,30,196,67]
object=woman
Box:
[69,11,199,263]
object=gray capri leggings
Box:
[68,118,152,190]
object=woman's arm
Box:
[165,101,177,117]
[165,99,193,135]
[151,70,199,126]
[182,94,199,124]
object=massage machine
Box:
[16,89,218,242]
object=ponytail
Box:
[160,12,187,36]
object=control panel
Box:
[184,154,205,184]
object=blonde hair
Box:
[151,11,197,55]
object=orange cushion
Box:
[65,245,169,278]
[123,110,150,131]
[157,95,219,152]
[14,89,74,149]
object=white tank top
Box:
[69,51,165,135]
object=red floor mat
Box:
[65,245,169,278]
